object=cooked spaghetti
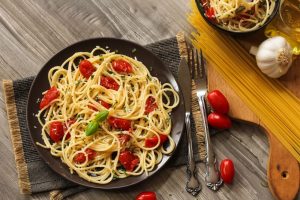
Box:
[36,47,179,184]
[200,0,276,32]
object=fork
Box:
[188,46,223,191]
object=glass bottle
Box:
[265,0,300,55]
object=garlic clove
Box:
[254,36,293,78]
[267,65,290,78]
[256,49,276,63]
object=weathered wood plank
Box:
[0,0,282,199]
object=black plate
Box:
[195,0,280,35]
[26,38,185,189]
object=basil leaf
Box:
[235,6,245,14]
[85,120,99,136]
[95,110,109,122]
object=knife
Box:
[178,58,202,196]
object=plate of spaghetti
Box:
[26,38,185,189]
[195,0,280,33]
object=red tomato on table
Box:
[207,90,229,114]
[144,96,158,114]
[39,86,60,109]
[145,134,168,148]
[79,60,95,79]
[108,117,131,131]
[100,76,120,91]
[119,150,139,171]
[112,59,133,74]
[135,191,157,200]
[220,159,235,184]
[49,121,64,142]
[207,112,232,129]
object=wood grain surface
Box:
[0,0,298,199]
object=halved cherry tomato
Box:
[112,59,133,74]
[207,112,232,129]
[220,159,235,184]
[145,134,168,148]
[144,96,158,114]
[74,152,86,164]
[85,148,96,160]
[205,7,215,20]
[118,134,131,144]
[49,121,64,142]
[136,191,157,200]
[100,76,120,91]
[74,148,96,164]
[119,150,139,171]
[207,90,229,114]
[63,118,76,139]
[79,60,96,79]
[39,86,60,109]
[108,117,131,131]
[89,100,111,111]
[100,100,111,109]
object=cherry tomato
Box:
[49,121,64,142]
[205,7,215,20]
[85,148,96,160]
[144,96,158,114]
[100,100,111,109]
[100,76,120,91]
[63,118,76,139]
[118,134,131,144]
[108,117,131,131]
[88,100,111,111]
[119,150,139,171]
[207,90,229,114]
[112,59,133,74]
[136,191,157,200]
[74,148,96,164]
[220,159,235,184]
[79,60,96,79]
[145,134,168,148]
[207,112,232,129]
[74,152,86,164]
[39,86,60,109]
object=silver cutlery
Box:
[178,58,202,196]
[188,46,223,191]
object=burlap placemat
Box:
[2,33,205,199]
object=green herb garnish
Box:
[235,6,245,14]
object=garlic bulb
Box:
[250,36,293,78]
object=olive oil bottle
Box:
[265,0,300,55]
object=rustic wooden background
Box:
[0,0,297,199]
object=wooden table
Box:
[0,0,298,199]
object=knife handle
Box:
[198,95,223,191]
[185,112,202,196]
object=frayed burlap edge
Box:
[176,32,206,161]
[49,190,63,200]
[2,80,32,194]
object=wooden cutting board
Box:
[207,32,300,200]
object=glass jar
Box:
[265,0,300,55]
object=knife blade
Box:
[178,58,192,113]
[178,58,201,196]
